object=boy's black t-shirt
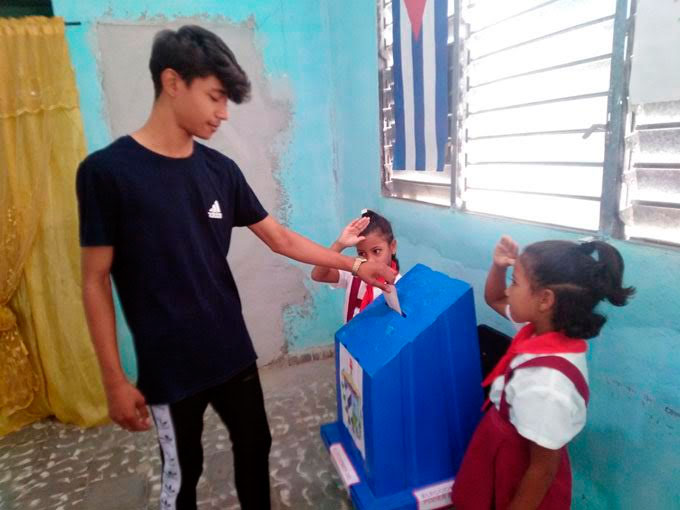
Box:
[76,136,268,404]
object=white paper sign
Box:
[413,479,455,510]
[329,443,360,489]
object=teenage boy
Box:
[76,25,394,510]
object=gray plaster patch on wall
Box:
[95,17,306,365]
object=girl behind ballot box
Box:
[312,209,401,323]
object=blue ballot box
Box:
[321,264,483,510]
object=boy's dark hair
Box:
[360,209,399,271]
[149,25,251,102]
[521,240,635,339]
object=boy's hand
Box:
[357,260,397,292]
[493,235,519,268]
[106,380,152,432]
[336,217,370,248]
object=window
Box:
[378,0,680,246]
[620,0,680,245]
[622,101,680,245]
[378,0,456,207]
[460,0,617,231]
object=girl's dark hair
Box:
[521,240,635,339]
[149,25,251,102]
[360,209,399,271]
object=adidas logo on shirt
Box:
[208,200,223,219]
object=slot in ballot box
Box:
[321,264,483,509]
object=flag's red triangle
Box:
[404,0,427,40]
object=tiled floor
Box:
[0,359,352,510]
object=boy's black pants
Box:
[150,363,272,510]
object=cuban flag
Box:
[392,0,449,172]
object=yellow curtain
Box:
[0,17,108,436]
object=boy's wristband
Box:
[351,257,367,276]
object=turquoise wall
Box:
[54,0,679,507]
[326,2,680,509]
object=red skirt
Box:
[451,405,572,510]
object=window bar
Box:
[599,0,632,238]
[451,0,465,208]
[378,0,391,192]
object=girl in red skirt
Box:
[452,236,634,510]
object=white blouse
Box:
[488,306,589,449]
[331,270,402,323]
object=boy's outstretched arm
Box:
[310,239,345,284]
[249,215,395,291]
[81,247,151,432]
[485,235,519,317]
